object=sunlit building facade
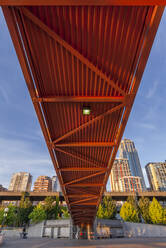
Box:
[119,176,143,192]
[145,162,166,191]
[109,158,131,191]
[33,176,52,192]
[8,172,32,192]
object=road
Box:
[2,238,166,248]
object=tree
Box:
[120,202,140,223]
[97,196,116,219]
[17,192,33,226]
[60,206,70,219]
[19,192,32,208]
[103,196,117,219]
[97,204,104,219]
[149,197,163,224]
[43,196,59,220]
[127,196,138,210]
[29,203,46,224]
[4,204,18,227]
[138,197,151,224]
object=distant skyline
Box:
[0,9,166,188]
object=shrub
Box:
[97,196,116,219]
[120,202,140,223]
[162,208,166,225]
[138,197,151,224]
[149,197,163,224]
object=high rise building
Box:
[8,172,32,192]
[52,176,61,192]
[145,162,166,191]
[109,158,144,192]
[119,138,146,189]
[119,176,143,192]
[109,158,131,191]
[33,176,52,192]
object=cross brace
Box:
[21,7,126,97]
[32,96,124,103]
[55,142,115,147]
[53,103,124,144]
[55,147,105,168]
[64,170,105,186]
[66,183,104,187]
[70,196,98,206]
[60,167,107,172]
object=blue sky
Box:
[0,8,166,189]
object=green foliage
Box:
[19,192,31,208]
[103,196,117,219]
[127,196,138,209]
[0,207,4,225]
[0,204,18,227]
[43,196,59,220]
[138,197,151,224]
[97,196,116,219]
[163,208,166,225]
[97,204,104,219]
[149,197,163,224]
[60,206,70,218]
[16,192,33,226]
[29,203,46,224]
[120,202,140,223]
[6,205,18,226]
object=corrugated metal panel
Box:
[2,4,164,225]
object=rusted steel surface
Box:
[1,3,164,225]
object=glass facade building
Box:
[119,138,146,190]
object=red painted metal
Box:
[0,0,166,5]
[1,3,164,226]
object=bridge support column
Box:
[86,223,93,240]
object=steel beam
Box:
[55,142,115,147]
[55,147,104,168]
[53,103,124,144]
[96,6,165,209]
[70,196,98,206]
[64,170,105,186]
[0,1,165,6]
[66,183,104,187]
[21,7,125,96]
[33,96,124,103]
[60,167,107,172]
[68,194,98,198]
[1,6,72,211]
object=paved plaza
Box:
[1,238,166,248]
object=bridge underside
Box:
[1,1,164,226]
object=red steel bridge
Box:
[0,1,165,228]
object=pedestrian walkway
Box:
[2,237,166,248]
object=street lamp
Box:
[82,105,91,115]
[4,208,9,218]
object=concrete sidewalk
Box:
[1,237,166,248]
